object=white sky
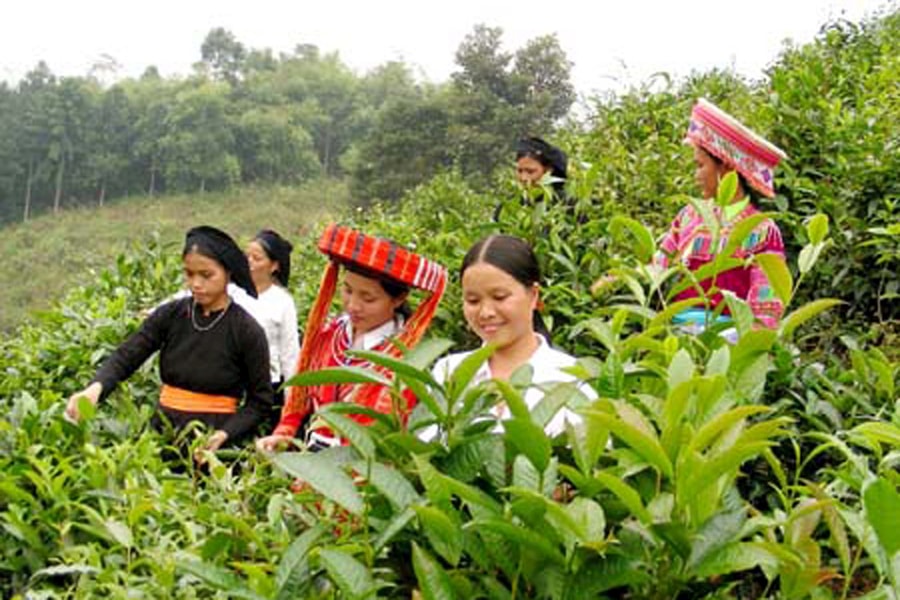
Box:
[1,0,893,97]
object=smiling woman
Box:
[431,234,592,437]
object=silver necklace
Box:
[191,298,230,332]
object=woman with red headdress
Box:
[653,98,788,334]
[256,224,447,452]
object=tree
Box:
[446,26,576,184]
[511,34,576,129]
[234,106,319,183]
[350,87,453,201]
[159,82,239,192]
[200,27,246,85]
[85,85,134,206]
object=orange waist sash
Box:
[159,384,238,414]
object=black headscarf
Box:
[516,136,568,181]
[183,226,257,298]
[254,229,293,288]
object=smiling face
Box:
[183,251,229,312]
[340,270,407,335]
[462,261,538,350]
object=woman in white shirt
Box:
[431,234,591,437]
[245,230,300,427]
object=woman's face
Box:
[183,251,229,311]
[340,270,405,334]
[462,262,538,350]
[246,240,277,288]
[694,146,725,199]
[516,155,549,187]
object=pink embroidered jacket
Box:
[654,202,786,329]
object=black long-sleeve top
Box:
[91,297,273,441]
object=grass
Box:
[0,180,350,333]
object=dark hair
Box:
[460,234,551,340]
[342,261,413,320]
[700,147,761,203]
[254,229,293,287]
[516,136,568,197]
[182,225,256,298]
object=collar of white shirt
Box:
[345,315,404,351]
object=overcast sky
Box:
[1,0,893,97]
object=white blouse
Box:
[253,285,300,383]
[429,334,594,437]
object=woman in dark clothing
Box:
[495,136,577,222]
[65,226,273,456]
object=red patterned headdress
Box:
[686,98,787,198]
[277,224,447,436]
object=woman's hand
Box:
[255,434,293,452]
[194,430,229,464]
[65,382,102,422]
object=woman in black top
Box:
[65,226,273,455]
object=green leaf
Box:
[686,509,746,573]
[779,299,843,340]
[690,406,771,454]
[720,212,771,258]
[317,412,376,460]
[270,452,364,515]
[469,519,566,565]
[850,423,900,448]
[352,460,420,511]
[806,213,829,246]
[445,345,494,402]
[716,171,739,207]
[504,417,551,472]
[402,338,456,371]
[609,215,655,263]
[566,497,607,546]
[347,348,439,387]
[668,348,695,392]
[584,408,673,479]
[179,559,265,600]
[863,478,900,556]
[493,378,532,421]
[374,507,417,552]
[274,525,326,594]
[690,541,780,579]
[593,470,652,524]
[414,505,464,566]
[104,519,133,548]
[754,253,793,306]
[284,366,390,388]
[412,543,457,600]
[318,548,375,599]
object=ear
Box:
[392,291,410,310]
[529,283,540,310]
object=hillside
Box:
[0,180,349,332]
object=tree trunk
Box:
[53,156,65,214]
[98,181,106,207]
[148,159,157,196]
[23,159,33,222]
[199,178,206,193]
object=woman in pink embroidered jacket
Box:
[654,98,788,331]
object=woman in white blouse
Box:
[245,230,300,426]
[431,234,592,437]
